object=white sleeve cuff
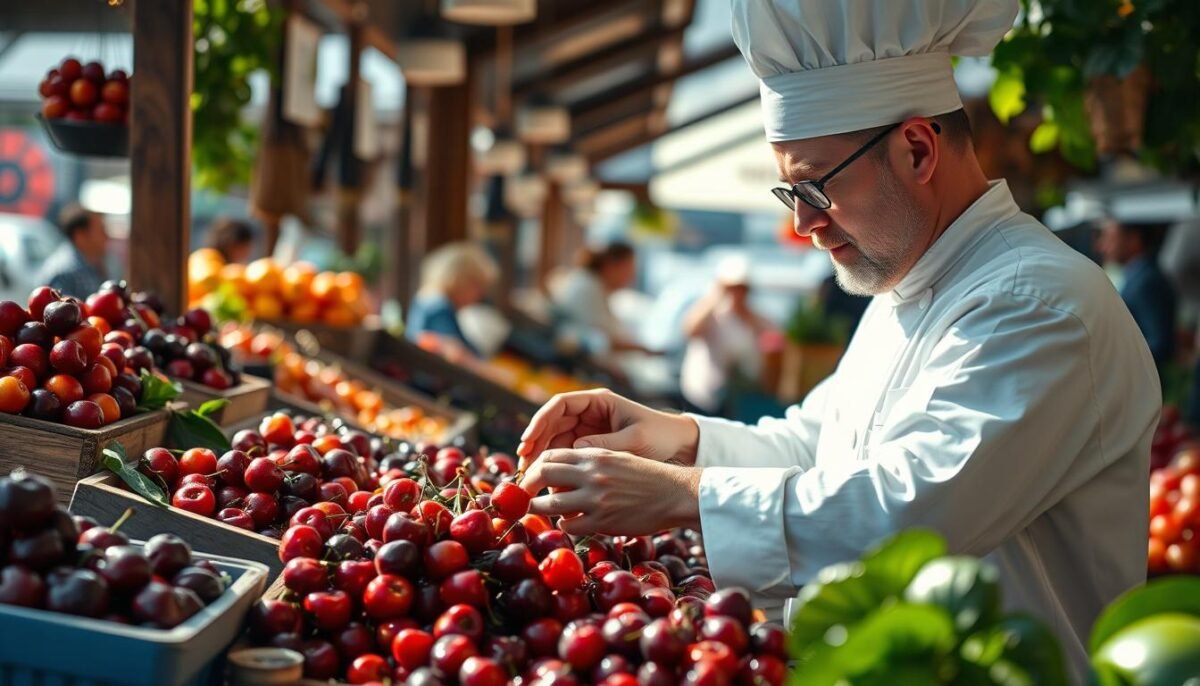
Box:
[687,414,751,468]
[698,466,801,600]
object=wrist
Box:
[667,412,701,466]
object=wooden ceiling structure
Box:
[9,0,753,307]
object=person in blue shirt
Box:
[1097,219,1177,367]
[406,242,498,357]
[35,205,108,299]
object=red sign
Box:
[0,129,55,217]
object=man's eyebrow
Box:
[779,160,822,184]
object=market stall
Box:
[2,0,1200,683]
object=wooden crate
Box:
[176,373,271,427]
[69,472,284,577]
[0,408,173,505]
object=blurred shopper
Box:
[680,256,773,413]
[1097,219,1177,367]
[204,217,257,264]
[1162,219,1200,427]
[36,204,107,298]
[407,242,498,356]
[551,241,656,355]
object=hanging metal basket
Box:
[36,113,129,159]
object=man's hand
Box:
[516,389,700,466]
[521,448,702,536]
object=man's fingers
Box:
[557,513,599,536]
[573,424,641,454]
[528,489,592,517]
[519,390,613,456]
[520,455,585,495]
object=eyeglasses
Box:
[771,121,940,211]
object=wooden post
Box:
[413,64,475,253]
[538,180,566,291]
[129,0,193,315]
[335,17,364,257]
[387,87,416,308]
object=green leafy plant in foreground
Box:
[790,531,1200,685]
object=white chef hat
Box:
[731,0,1018,142]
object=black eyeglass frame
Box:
[772,121,941,211]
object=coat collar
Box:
[890,180,1022,304]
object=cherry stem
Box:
[498,518,523,543]
[109,507,134,534]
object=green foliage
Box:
[989,0,1200,175]
[192,0,283,192]
[136,369,182,411]
[101,442,168,507]
[1089,576,1200,653]
[788,530,1067,685]
[167,407,232,454]
[785,298,851,346]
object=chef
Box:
[515,0,1160,679]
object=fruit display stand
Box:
[0,547,268,685]
[0,406,175,505]
[267,322,540,448]
[70,472,286,578]
[176,373,272,427]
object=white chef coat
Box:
[692,181,1159,680]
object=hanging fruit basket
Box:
[36,114,129,159]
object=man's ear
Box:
[899,117,939,186]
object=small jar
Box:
[227,647,304,685]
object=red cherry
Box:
[303,590,352,631]
[171,483,215,517]
[279,525,324,563]
[434,603,485,643]
[540,548,585,593]
[458,656,507,686]
[431,634,478,678]
[345,653,389,684]
[392,628,435,670]
[363,574,415,620]
[492,481,532,520]
[424,540,470,581]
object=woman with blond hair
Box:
[406,242,499,356]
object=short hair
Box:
[849,108,973,154]
[58,204,95,240]
[575,241,635,273]
[419,242,499,295]
[205,217,256,262]
[1114,220,1170,255]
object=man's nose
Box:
[793,201,830,237]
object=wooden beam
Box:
[511,26,686,100]
[335,18,364,257]
[585,91,760,162]
[570,43,742,133]
[537,181,567,291]
[471,0,646,56]
[129,0,193,315]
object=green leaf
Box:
[196,399,230,419]
[136,370,182,412]
[790,530,946,655]
[101,442,168,508]
[989,69,1028,124]
[862,529,947,596]
[1089,577,1200,654]
[904,556,1001,635]
[1030,122,1060,153]
[789,603,957,686]
[167,409,232,454]
[962,614,1070,686]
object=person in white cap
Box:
[515,0,1159,678]
[680,255,773,413]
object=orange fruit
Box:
[289,300,320,323]
[281,262,317,303]
[0,376,30,413]
[87,393,120,425]
[244,258,282,295]
[335,272,364,302]
[220,263,250,296]
[44,374,84,405]
[322,306,358,328]
[309,272,339,303]
[249,293,284,320]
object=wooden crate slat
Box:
[70,472,284,577]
